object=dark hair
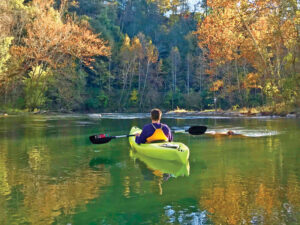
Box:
[151,108,162,121]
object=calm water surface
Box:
[0,114,299,225]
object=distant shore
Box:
[165,109,299,118]
[1,109,299,118]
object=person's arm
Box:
[135,125,149,144]
[168,126,173,142]
[163,125,173,142]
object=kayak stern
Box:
[129,126,189,164]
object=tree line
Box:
[0,0,299,112]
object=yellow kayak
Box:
[128,126,189,164]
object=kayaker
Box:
[135,108,173,144]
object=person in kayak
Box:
[135,108,173,144]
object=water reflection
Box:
[198,166,300,224]
[0,142,111,225]
[21,169,110,224]
[1,115,299,224]
[89,157,116,170]
[130,150,190,178]
[164,205,210,224]
[129,150,190,196]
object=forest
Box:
[0,0,299,113]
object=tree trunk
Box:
[140,60,150,109]
[187,54,190,95]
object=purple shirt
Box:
[135,123,173,144]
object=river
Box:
[0,114,299,224]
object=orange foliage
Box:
[243,73,262,89]
[12,0,110,70]
[195,0,298,81]
[210,80,223,91]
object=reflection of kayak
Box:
[129,126,189,164]
[130,150,190,177]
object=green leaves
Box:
[0,37,13,76]
[23,66,52,110]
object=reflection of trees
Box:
[0,142,11,225]
[199,170,300,225]
[22,169,110,225]
[286,173,300,217]
[200,172,250,225]
[0,142,111,225]
[197,123,300,225]
[0,143,10,196]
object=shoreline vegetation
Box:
[166,106,299,118]
[1,1,299,115]
[1,106,299,118]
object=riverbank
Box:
[1,107,299,118]
[166,108,299,118]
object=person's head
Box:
[151,108,162,122]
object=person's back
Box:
[135,109,172,144]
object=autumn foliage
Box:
[195,0,299,107]
[12,0,110,70]
[0,0,299,112]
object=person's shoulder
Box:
[161,123,171,129]
[143,123,152,129]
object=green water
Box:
[0,114,299,225]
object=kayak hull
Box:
[129,126,189,164]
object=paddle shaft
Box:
[89,125,207,144]
[114,134,135,138]
[174,129,191,133]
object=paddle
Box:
[89,134,135,144]
[89,125,207,144]
[174,126,207,135]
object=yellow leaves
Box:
[264,81,280,98]
[147,0,172,13]
[210,80,223,91]
[123,34,131,48]
[0,37,14,75]
[8,0,28,10]
[295,10,300,25]
[70,0,79,8]
[130,89,138,103]
[132,37,141,48]
[27,66,52,80]
[243,73,261,89]
[120,35,145,64]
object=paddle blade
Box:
[89,135,114,144]
[187,126,207,135]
